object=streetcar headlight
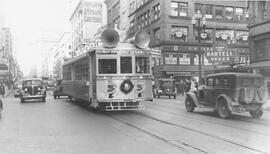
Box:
[37,87,41,91]
[24,88,28,92]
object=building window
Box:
[225,7,234,20]
[170,2,188,17]
[153,28,161,44]
[113,16,120,29]
[205,5,213,19]
[215,6,224,19]
[236,31,248,43]
[195,3,203,13]
[195,29,213,43]
[179,53,190,65]
[261,1,267,18]
[216,29,234,41]
[171,26,188,42]
[235,7,244,20]
[153,3,160,20]
[165,54,177,64]
[194,54,199,65]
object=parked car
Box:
[154,78,177,99]
[14,80,22,98]
[185,72,268,119]
[53,79,68,99]
[20,78,46,103]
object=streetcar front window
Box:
[98,59,117,74]
[135,57,150,73]
[121,56,132,74]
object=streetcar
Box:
[62,29,160,111]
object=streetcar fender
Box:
[186,92,199,107]
[216,94,233,111]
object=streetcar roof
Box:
[63,42,161,66]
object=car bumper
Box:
[21,95,46,99]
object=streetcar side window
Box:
[121,56,132,74]
[98,59,117,74]
[135,57,150,73]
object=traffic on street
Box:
[0,91,269,154]
[1,0,270,154]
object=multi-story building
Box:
[248,1,270,79]
[105,0,250,83]
[105,0,130,36]
[70,0,104,56]
[121,0,250,84]
[53,32,72,79]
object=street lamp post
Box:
[192,10,206,85]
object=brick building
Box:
[105,0,250,84]
[248,0,270,78]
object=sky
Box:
[2,0,81,75]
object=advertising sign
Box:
[84,2,102,23]
[205,46,234,63]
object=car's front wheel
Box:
[249,110,263,119]
[185,96,195,112]
[217,99,231,119]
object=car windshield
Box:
[159,80,175,86]
[239,77,264,87]
[24,80,43,86]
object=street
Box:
[0,91,269,154]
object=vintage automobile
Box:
[154,78,177,99]
[185,72,268,119]
[20,78,46,103]
[53,79,68,99]
[14,80,22,98]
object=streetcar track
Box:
[68,100,269,154]
[105,112,209,154]
[148,101,270,127]
[133,110,269,154]
[146,103,270,136]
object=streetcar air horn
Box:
[134,30,150,49]
[101,29,120,48]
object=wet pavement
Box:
[0,92,269,154]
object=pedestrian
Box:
[0,82,5,98]
[185,79,191,92]
[179,80,185,96]
[190,79,196,92]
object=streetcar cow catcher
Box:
[62,29,160,111]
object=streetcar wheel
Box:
[249,110,263,119]
[53,95,57,99]
[185,96,195,112]
[169,95,171,99]
[20,98,25,103]
[157,95,160,98]
[217,99,231,119]
[174,95,176,99]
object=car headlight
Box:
[24,88,28,92]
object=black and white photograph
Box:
[0,0,269,153]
